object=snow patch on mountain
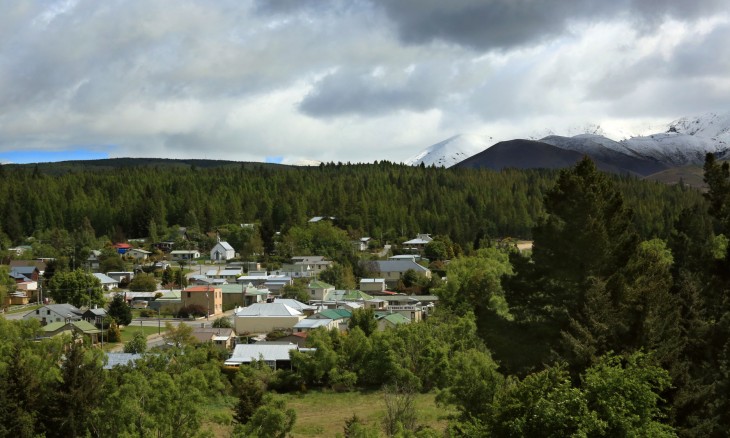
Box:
[405,133,496,167]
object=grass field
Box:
[202,389,452,437]
[120,325,164,342]
[284,389,452,437]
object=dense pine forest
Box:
[0,160,703,250]
[3,157,730,436]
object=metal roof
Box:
[226,343,298,364]
[235,302,303,317]
[293,318,333,329]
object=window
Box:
[187,292,191,298]
[36,309,40,315]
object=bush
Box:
[140,309,156,318]
[177,304,207,318]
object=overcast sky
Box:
[1,0,728,164]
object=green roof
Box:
[42,322,68,332]
[156,290,182,300]
[308,280,334,289]
[332,290,373,301]
[379,313,410,325]
[72,320,102,334]
[317,309,352,320]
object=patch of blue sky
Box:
[265,156,283,164]
[0,148,110,164]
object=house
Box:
[149,290,183,315]
[402,233,433,253]
[87,250,102,270]
[361,260,431,287]
[219,283,269,309]
[276,332,309,348]
[381,296,424,322]
[93,273,119,291]
[5,291,30,306]
[154,241,175,252]
[24,304,82,326]
[8,264,41,282]
[272,298,318,316]
[82,307,108,327]
[262,275,293,294]
[234,302,305,334]
[359,278,386,293]
[210,241,236,263]
[7,245,32,256]
[354,237,371,251]
[224,342,300,369]
[104,353,144,370]
[293,318,336,332]
[128,248,152,261]
[236,270,269,287]
[307,280,335,301]
[182,286,223,317]
[40,320,101,343]
[170,250,200,262]
[113,243,132,254]
[107,271,135,284]
[206,268,242,283]
[376,312,411,331]
[307,308,351,331]
[308,216,336,223]
[290,256,332,275]
[191,327,236,349]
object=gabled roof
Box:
[84,308,108,317]
[368,260,430,273]
[27,303,82,318]
[403,234,433,245]
[9,260,46,271]
[93,273,119,284]
[10,266,37,276]
[214,241,235,251]
[72,320,101,333]
[314,309,351,320]
[235,302,303,317]
[329,290,373,301]
[378,313,411,325]
[104,353,143,369]
[41,322,69,332]
[225,342,298,365]
[293,318,333,329]
[308,280,335,289]
[272,298,317,311]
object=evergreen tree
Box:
[108,293,132,326]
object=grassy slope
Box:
[203,390,451,437]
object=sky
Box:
[1,0,729,164]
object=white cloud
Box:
[0,0,728,163]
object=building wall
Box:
[183,289,223,315]
[234,315,304,334]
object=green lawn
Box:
[120,325,165,342]
[283,389,452,437]
[202,389,451,438]
[4,304,41,315]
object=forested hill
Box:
[0,160,703,248]
[2,157,285,175]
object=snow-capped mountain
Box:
[408,111,730,170]
[404,134,496,167]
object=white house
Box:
[211,241,235,262]
[128,248,151,261]
[234,302,305,334]
[24,304,83,325]
[93,273,119,291]
[170,250,201,262]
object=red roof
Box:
[184,286,220,293]
[113,243,132,249]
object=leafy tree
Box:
[107,293,133,326]
[235,394,296,438]
[124,331,147,354]
[233,360,273,425]
[212,316,233,328]
[348,308,377,337]
[162,322,196,348]
[281,282,310,303]
[128,273,158,292]
[319,262,357,290]
[47,269,104,308]
[47,338,105,438]
[0,265,16,309]
[106,320,122,342]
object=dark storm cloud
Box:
[373,0,729,50]
[299,66,451,117]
